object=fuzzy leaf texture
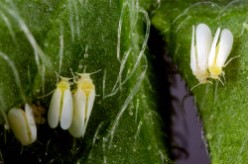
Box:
[152,0,247,163]
[0,0,170,163]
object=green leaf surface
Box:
[152,0,247,163]
[0,0,170,163]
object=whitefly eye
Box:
[8,104,37,145]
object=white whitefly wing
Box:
[216,29,233,67]
[190,26,197,73]
[85,89,95,129]
[8,108,30,145]
[60,89,73,130]
[196,23,212,71]
[208,28,221,67]
[25,104,37,143]
[69,90,86,137]
[48,89,61,128]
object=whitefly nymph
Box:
[190,23,212,84]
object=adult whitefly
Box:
[48,77,73,130]
[208,28,234,80]
[69,73,96,138]
[8,104,37,145]
[190,23,212,84]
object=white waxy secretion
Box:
[48,77,73,130]
[208,28,233,79]
[190,23,212,83]
[69,73,95,138]
[8,104,37,145]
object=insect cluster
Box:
[7,73,96,145]
[190,23,236,88]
